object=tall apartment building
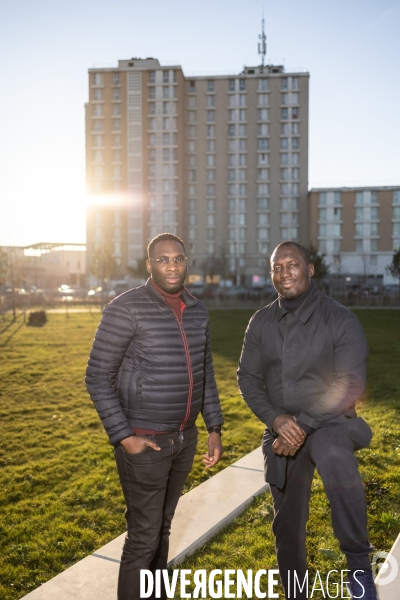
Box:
[85,57,309,286]
[309,187,400,285]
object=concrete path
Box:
[21,447,268,599]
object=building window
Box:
[258,198,268,210]
[258,124,268,136]
[258,94,268,106]
[113,119,120,131]
[355,224,363,236]
[229,79,235,92]
[207,184,215,196]
[371,240,378,252]
[93,88,103,101]
[258,139,269,151]
[93,73,103,85]
[356,192,363,205]
[207,155,215,167]
[207,125,215,137]
[393,206,400,219]
[281,77,288,90]
[258,228,268,240]
[334,208,341,220]
[371,191,378,203]
[393,190,400,204]
[207,80,215,92]
[187,126,195,138]
[149,87,155,99]
[319,192,327,205]
[333,224,341,237]
[319,224,327,237]
[291,138,299,150]
[207,110,215,122]
[207,214,215,226]
[207,199,215,211]
[259,79,268,91]
[258,213,269,225]
[292,107,299,119]
[355,207,363,220]
[258,183,268,195]
[371,223,378,236]
[334,192,341,205]
[207,170,215,182]
[355,240,363,252]
[371,207,379,220]
[291,77,298,90]
[319,209,327,221]
[239,79,245,91]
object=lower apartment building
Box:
[309,186,400,288]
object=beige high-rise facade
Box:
[309,186,400,285]
[85,58,309,286]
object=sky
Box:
[0,0,399,247]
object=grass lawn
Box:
[0,308,399,599]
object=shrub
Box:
[27,311,47,327]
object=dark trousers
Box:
[114,426,197,600]
[269,424,373,600]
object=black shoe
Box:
[347,570,378,600]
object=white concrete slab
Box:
[375,532,400,600]
[19,555,119,600]
[20,447,268,600]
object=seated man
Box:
[237,241,377,600]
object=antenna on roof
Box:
[258,13,267,67]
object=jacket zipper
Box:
[151,285,195,435]
[175,305,193,433]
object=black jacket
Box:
[86,279,223,445]
[237,283,370,487]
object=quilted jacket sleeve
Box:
[85,300,136,445]
[201,320,224,429]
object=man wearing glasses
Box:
[86,233,223,600]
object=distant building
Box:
[85,56,309,287]
[0,243,86,290]
[309,187,400,286]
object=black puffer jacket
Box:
[86,279,223,445]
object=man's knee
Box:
[315,443,360,486]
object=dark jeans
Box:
[269,423,374,600]
[114,426,197,600]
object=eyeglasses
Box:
[149,256,188,265]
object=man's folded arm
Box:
[297,312,368,430]
[237,317,284,431]
[85,301,137,445]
